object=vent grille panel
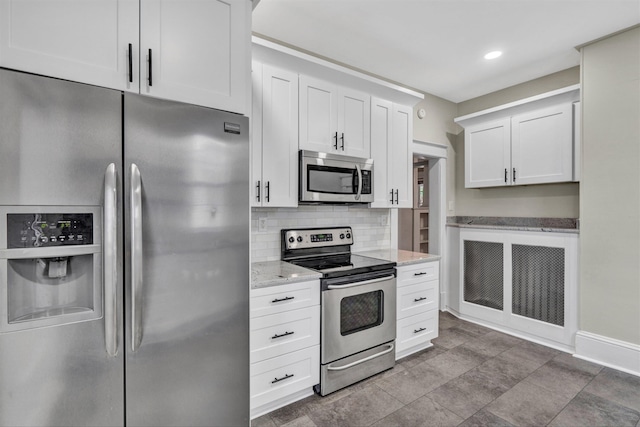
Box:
[463,240,504,310]
[512,244,565,326]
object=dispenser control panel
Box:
[7,213,93,248]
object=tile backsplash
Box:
[251,206,391,262]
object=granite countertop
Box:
[446,216,579,234]
[355,249,441,266]
[251,260,322,289]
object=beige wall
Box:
[451,67,581,218]
[580,27,640,345]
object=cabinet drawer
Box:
[250,306,320,363]
[397,262,439,286]
[250,345,320,410]
[397,279,439,319]
[396,310,438,354]
[250,280,320,318]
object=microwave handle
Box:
[355,164,362,201]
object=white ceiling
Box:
[252,0,640,103]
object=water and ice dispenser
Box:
[0,207,102,332]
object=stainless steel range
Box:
[281,226,397,396]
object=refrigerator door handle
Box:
[131,163,143,352]
[104,163,118,357]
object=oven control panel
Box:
[282,227,353,250]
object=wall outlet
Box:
[379,215,388,226]
[448,201,455,212]
[258,217,268,232]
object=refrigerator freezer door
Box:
[0,69,124,426]
[123,94,249,426]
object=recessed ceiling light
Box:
[484,51,503,60]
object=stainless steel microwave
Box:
[299,150,374,204]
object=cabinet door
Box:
[299,75,338,153]
[464,118,511,188]
[389,104,413,208]
[260,65,299,207]
[251,61,264,207]
[0,0,138,92]
[337,87,370,157]
[140,0,249,114]
[511,104,573,185]
[370,97,393,208]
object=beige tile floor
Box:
[252,312,640,427]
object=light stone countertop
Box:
[251,260,321,289]
[446,216,579,234]
[355,249,441,266]
[446,223,579,234]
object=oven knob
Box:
[288,236,295,243]
[346,233,351,239]
[340,233,345,239]
[297,236,303,242]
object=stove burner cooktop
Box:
[281,227,395,279]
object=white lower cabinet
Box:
[250,280,320,418]
[397,310,438,353]
[250,346,320,411]
[395,261,440,360]
[458,228,578,350]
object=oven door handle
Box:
[327,343,395,371]
[326,275,394,290]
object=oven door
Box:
[299,150,373,203]
[321,271,396,364]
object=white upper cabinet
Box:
[371,97,412,208]
[337,87,371,158]
[251,62,298,208]
[299,75,370,157]
[299,76,337,153]
[0,0,139,92]
[455,85,580,189]
[140,0,249,113]
[0,0,250,114]
[511,104,573,185]
[391,104,413,207]
[465,118,511,188]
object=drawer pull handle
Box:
[272,331,294,339]
[414,327,427,334]
[414,297,427,302]
[414,272,427,276]
[272,296,294,303]
[271,373,294,384]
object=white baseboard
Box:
[575,331,640,377]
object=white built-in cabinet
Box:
[0,0,250,114]
[455,85,580,188]
[458,228,578,350]
[251,62,299,207]
[299,75,371,158]
[250,280,320,418]
[371,97,413,208]
[395,261,440,359]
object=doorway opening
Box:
[398,158,430,253]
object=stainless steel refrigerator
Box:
[0,68,249,426]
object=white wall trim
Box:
[412,139,448,159]
[575,330,640,377]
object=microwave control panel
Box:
[360,170,372,194]
[7,213,94,248]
